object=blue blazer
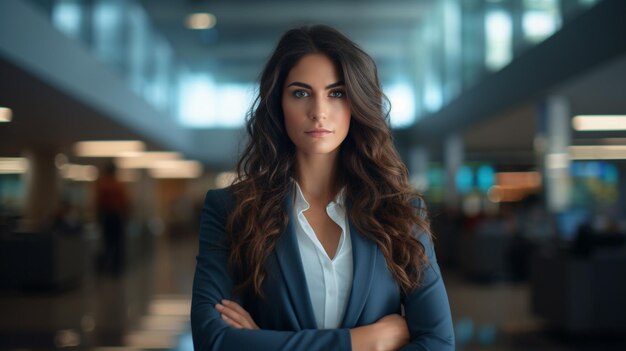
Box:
[191,187,455,350]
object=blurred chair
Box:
[0,231,85,290]
[531,249,626,332]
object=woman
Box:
[191,25,454,351]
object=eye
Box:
[292,90,309,98]
[329,90,345,98]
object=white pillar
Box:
[543,95,572,212]
[22,147,60,231]
[409,146,430,193]
[444,134,464,209]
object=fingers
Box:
[221,313,243,328]
[378,313,405,325]
[215,299,259,330]
[372,314,410,350]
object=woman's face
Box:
[282,53,351,157]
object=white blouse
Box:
[292,182,353,329]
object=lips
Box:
[305,128,333,137]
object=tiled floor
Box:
[1,234,625,350]
[0,234,195,350]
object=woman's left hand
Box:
[215,299,260,329]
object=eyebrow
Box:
[286,81,345,89]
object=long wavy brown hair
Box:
[226,25,432,297]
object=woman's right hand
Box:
[215,299,259,330]
[350,314,409,351]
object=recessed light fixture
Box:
[149,160,203,179]
[73,140,145,157]
[185,13,216,30]
[0,157,28,174]
[60,163,98,182]
[572,115,626,131]
[569,145,626,160]
[115,151,181,169]
[0,107,12,122]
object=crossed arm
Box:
[216,299,410,351]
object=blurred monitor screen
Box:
[556,208,590,241]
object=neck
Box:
[295,150,341,205]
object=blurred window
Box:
[423,73,444,113]
[51,0,84,40]
[92,0,126,72]
[522,0,562,44]
[144,37,173,112]
[127,3,149,95]
[385,82,416,128]
[485,8,513,71]
[178,74,253,128]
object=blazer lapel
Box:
[340,217,377,327]
[273,192,318,329]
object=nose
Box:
[309,96,328,121]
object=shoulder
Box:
[202,186,236,219]
[204,186,235,205]
[199,187,237,244]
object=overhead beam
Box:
[0,0,195,157]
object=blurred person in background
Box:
[191,25,454,350]
[95,161,129,275]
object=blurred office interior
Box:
[1,0,625,349]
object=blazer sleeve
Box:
[191,189,352,351]
[400,199,455,351]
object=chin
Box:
[303,146,341,155]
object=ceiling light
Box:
[149,160,203,179]
[74,140,145,157]
[61,164,98,181]
[185,13,216,30]
[115,151,181,169]
[569,145,626,160]
[0,157,28,174]
[572,115,626,131]
[0,107,12,122]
